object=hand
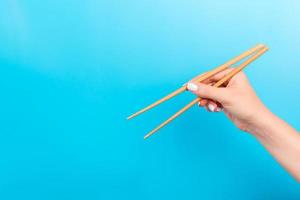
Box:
[187,69,300,182]
[186,69,269,133]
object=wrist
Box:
[246,105,275,138]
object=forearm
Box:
[249,109,300,182]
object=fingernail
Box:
[187,82,198,91]
[216,107,221,112]
[208,104,215,112]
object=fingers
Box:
[186,82,230,103]
[207,101,217,112]
[198,99,208,107]
[208,101,223,112]
[207,68,234,82]
[198,98,223,113]
[188,68,249,89]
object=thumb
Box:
[186,82,229,103]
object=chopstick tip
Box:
[144,132,153,140]
[126,116,132,120]
[127,113,137,120]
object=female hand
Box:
[186,69,300,182]
[186,69,269,133]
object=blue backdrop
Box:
[0,1,299,199]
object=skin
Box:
[187,69,300,182]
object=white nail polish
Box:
[187,83,198,91]
[216,107,221,112]
[208,104,215,112]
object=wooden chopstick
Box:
[127,44,265,120]
[144,46,269,139]
[127,73,206,120]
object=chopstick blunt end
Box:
[257,43,266,48]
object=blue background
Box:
[0,0,300,199]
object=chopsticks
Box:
[127,44,265,120]
[144,46,268,139]
[127,44,269,139]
